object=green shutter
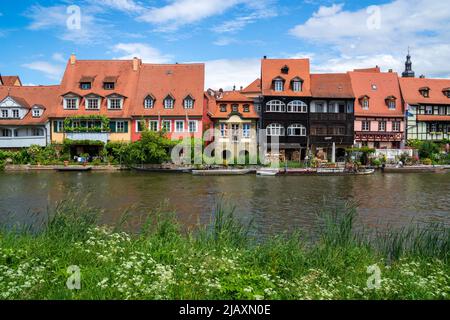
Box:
[124,121,128,133]
[53,121,58,133]
[110,121,116,133]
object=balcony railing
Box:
[65,132,110,143]
[309,113,349,121]
[355,131,403,142]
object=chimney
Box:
[233,85,236,91]
[240,86,243,91]
[263,56,267,59]
[70,53,76,65]
[388,69,393,73]
[133,57,140,71]
[420,74,425,78]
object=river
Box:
[0,171,449,236]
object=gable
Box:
[0,96,26,108]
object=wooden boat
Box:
[131,166,191,173]
[285,168,375,176]
[192,169,251,176]
[383,166,448,173]
[56,166,92,172]
[256,169,280,176]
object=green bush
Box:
[421,158,433,165]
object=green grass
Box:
[0,199,449,300]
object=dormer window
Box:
[80,82,92,90]
[220,104,227,112]
[104,82,115,90]
[231,104,239,112]
[183,95,194,109]
[385,96,396,110]
[144,96,155,109]
[64,97,79,109]
[32,109,41,117]
[281,65,289,74]
[86,97,100,110]
[106,94,124,110]
[291,77,303,92]
[273,78,284,92]
[359,96,370,110]
[12,110,19,118]
[1,110,8,118]
[442,88,450,98]
[164,95,174,109]
[243,104,250,112]
[419,87,430,98]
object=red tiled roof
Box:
[0,75,22,86]
[261,59,311,97]
[348,70,403,117]
[205,90,258,119]
[0,85,59,125]
[399,78,450,105]
[55,59,141,118]
[132,63,205,117]
[310,73,354,98]
[242,78,261,93]
[353,67,381,73]
[417,115,450,121]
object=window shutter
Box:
[124,121,128,133]
[109,121,116,133]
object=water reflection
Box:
[0,171,448,236]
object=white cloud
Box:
[204,58,260,90]
[112,43,172,63]
[25,5,111,44]
[52,53,67,63]
[91,0,143,12]
[22,61,64,81]
[289,0,450,78]
[138,0,252,32]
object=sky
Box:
[0,0,449,89]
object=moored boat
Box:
[192,169,252,176]
[55,166,92,172]
[383,166,448,173]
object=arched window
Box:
[144,95,154,109]
[265,100,286,112]
[287,124,306,136]
[287,100,307,113]
[164,95,175,109]
[183,96,194,109]
[266,123,285,136]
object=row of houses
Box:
[1,53,449,162]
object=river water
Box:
[0,171,449,236]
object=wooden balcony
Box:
[355,131,403,142]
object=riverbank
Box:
[3,164,128,171]
[0,200,448,300]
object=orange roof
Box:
[55,59,141,118]
[348,70,403,117]
[261,58,311,97]
[311,73,354,98]
[399,78,450,105]
[0,85,59,125]
[242,78,261,93]
[0,75,22,86]
[205,89,258,119]
[132,63,205,117]
[353,67,381,73]
[417,115,450,121]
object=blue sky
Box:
[0,0,449,89]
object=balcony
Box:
[355,131,403,142]
[0,136,47,148]
[65,132,110,143]
[309,113,350,121]
[310,135,354,145]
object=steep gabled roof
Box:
[205,89,258,119]
[399,78,450,105]
[0,85,59,125]
[241,78,261,93]
[310,73,354,98]
[261,58,311,97]
[0,75,22,86]
[348,70,403,117]
[132,63,205,117]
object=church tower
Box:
[402,49,415,78]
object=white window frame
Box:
[136,120,145,133]
[328,102,340,113]
[148,120,158,131]
[287,124,306,136]
[392,121,401,132]
[184,98,194,109]
[116,121,125,133]
[108,98,123,110]
[86,98,100,110]
[188,120,198,133]
[287,100,307,113]
[266,123,285,136]
[12,110,19,118]
[162,120,172,132]
[175,120,184,133]
[274,80,284,92]
[144,98,154,109]
[266,100,286,112]
[242,123,250,138]
[388,100,396,110]
[164,97,174,109]
[64,98,79,110]
[32,109,41,117]
[292,80,302,92]
[1,110,8,118]
[220,123,228,137]
[311,101,327,113]
[378,121,386,131]
[362,121,370,131]
[362,99,369,110]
